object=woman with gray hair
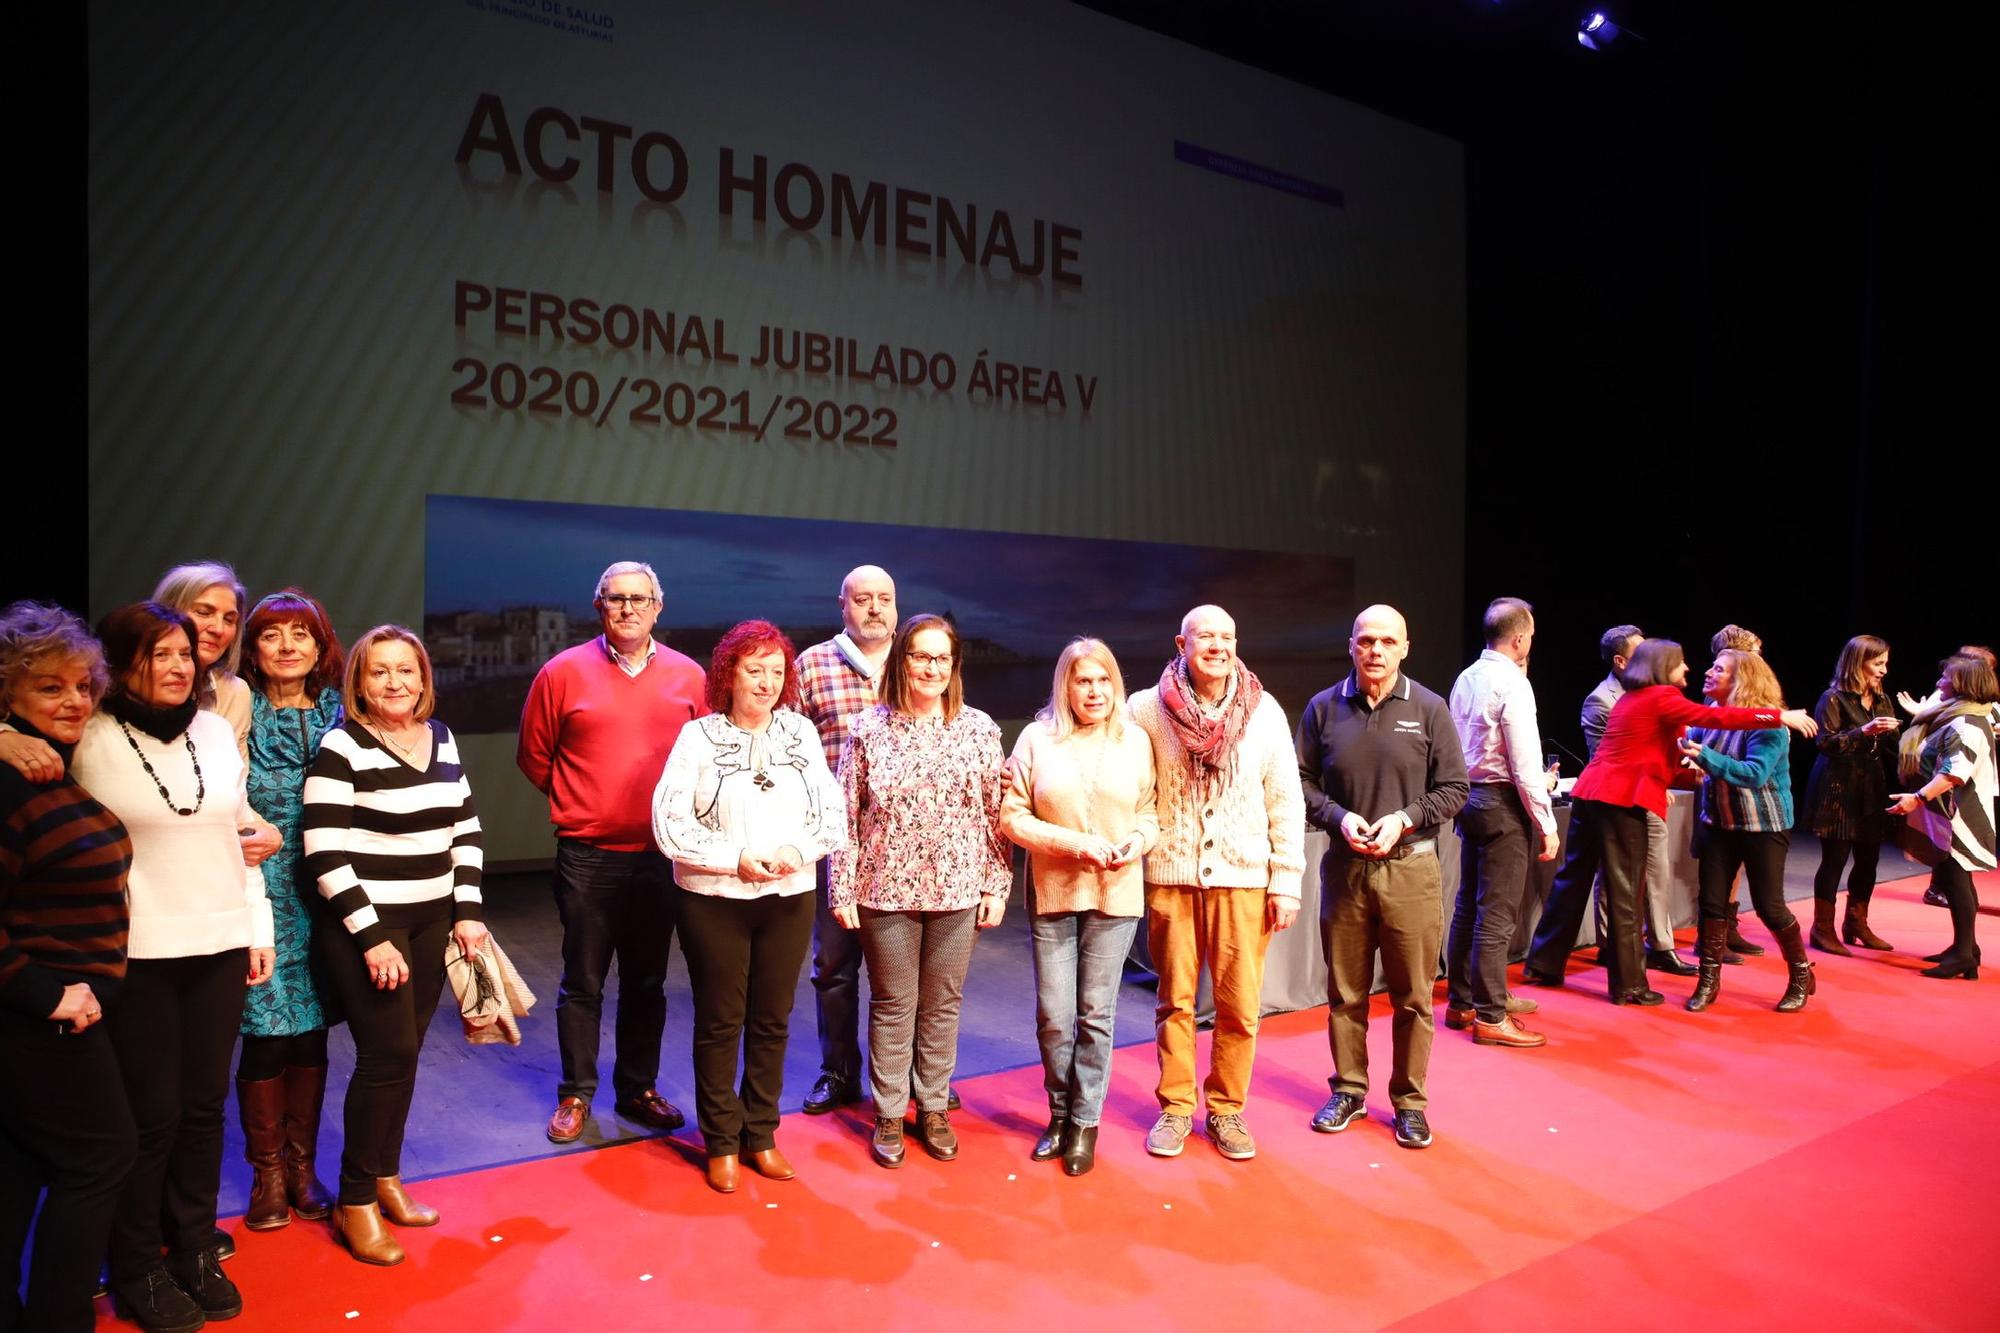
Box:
[151,561,252,758]
[1000,638,1157,1176]
[0,602,136,1333]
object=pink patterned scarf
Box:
[1156,656,1263,800]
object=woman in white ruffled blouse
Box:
[652,620,843,1194]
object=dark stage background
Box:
[38,2,1988,775]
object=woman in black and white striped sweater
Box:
[302,625,486,1266]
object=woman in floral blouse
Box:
[829,614,1011,1169]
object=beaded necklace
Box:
[117,720,205,815]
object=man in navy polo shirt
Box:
[1296,604,1467,1150]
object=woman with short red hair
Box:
[651,620,844,1192]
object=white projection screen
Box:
[89,0,1465,861]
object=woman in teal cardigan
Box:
[1681,649,1812,1013]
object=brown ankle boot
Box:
[282,1066,333,1221]
[237,1076,290,1231]
[376,1175,439,1227]
[335,1203,405,1266]
[1842,900,1893,951]
[1809,897,1852,955]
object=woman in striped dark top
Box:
[1,602,135,1333]
[1681,650,1815,1013]
[302,626,486,1266]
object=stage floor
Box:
[101,866,1998,1330]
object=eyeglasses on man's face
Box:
[600,594,658,610]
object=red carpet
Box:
[105,873,1999,1330]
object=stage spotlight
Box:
[1577,11,1622,50]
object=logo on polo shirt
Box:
[1395,719,1422,733]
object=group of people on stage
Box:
[3,561,1994,1332]
[1,567,484,1331]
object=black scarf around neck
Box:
[102,690,201,743]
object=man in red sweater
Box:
[518,561,706,1144]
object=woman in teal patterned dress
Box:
[234,590,345,1233]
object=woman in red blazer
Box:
[1523,640,1816,1004]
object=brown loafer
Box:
[375,1175,439,1227]
[546,1096,589,1145]
[705,1154,740,1194]
[1473,1015,1548,1048]
[1443,1006,1475,1031]
[336,1203,405,1266]
[746,1147,795,1181]
[614,1089,686,1132]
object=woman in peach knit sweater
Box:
[1000,638,1158,1176]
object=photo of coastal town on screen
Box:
[424,494,1357,734]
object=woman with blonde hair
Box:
[1000,639,1157,1175]
[1682,649,1816,1012]
[303,626,486,1264]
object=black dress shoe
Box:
[1646,949,1700,977]
[1924,885,1950,908]
[871,1116,905,1168]
[947,1086,963,1112]
[168,1246,242,1320]
[1031,1116,1069,1161]
[804,1073,858,1115]
[1520,968,1565,988]
[1062,1124,1098,1176]
[113,1265,205,1333]
[1610,988,1665,1006]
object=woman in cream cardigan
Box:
[1000,638,1157,1176]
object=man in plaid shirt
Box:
[794,565,897,1113]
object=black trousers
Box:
[106,950,246,1279]
[1697,825,1797,933]
[318,900,452,1206]
[810,857,866,1083]
[1930,858,1982,961]
[1812,836,1882,905]
[1448,784,1536,1022]
[1,1007,137,1333]
[551,840,676,1105]
[674,886,814,1158]
[1527,799,1650,993]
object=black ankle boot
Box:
[1686,918,1729,1013]
[1031,1114,1069,1162]
[1063,1123,1098,1176]
[1773,921,1815,1013]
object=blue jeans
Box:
[1030,910,1138,1127]
[551,840,676,1104]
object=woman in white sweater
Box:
[71,602,273,1330]
[1000,639,1157,1176]
[653,621,843,1194]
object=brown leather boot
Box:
[1809,897,1852,955]
[335,1203,405,1266]
[237,1076,290,1231]
[1842,899,1893,951]
[375,1175,440,1227]
[1774,921,1816,1013]
[1686,918,1729,1013]
[282,1065,333,1221]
